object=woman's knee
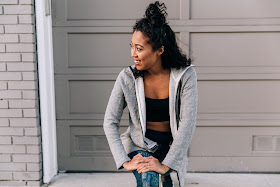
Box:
[142,171,159,187]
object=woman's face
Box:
[130,31,163,71]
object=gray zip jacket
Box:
[103,65,197,186]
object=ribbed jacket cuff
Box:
[117,156,131,170]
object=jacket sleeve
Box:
[161,68,198,172]
[103,70,131,170]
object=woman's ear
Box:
[158,46,164,56]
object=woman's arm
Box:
[103,70,131,170]
[161,68,198,172]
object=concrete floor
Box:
[46,173,280,187]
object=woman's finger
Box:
[136,157,149,163]
[141,162,156,173]
[136,163,146,170]
[141,165,151,173]
[138,163,150,173]
[141,156,153,161]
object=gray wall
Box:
[0,0,42,186]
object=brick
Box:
[0,15,17,24]
[0,34,18,43]
[0,44,5,52]
[0,90,21,98]
[0,63,6,71]
[0,118,9,126]
[0,163,26,171]
[0,0,18,4]
[0,26,3,33]
[25,127,40,136]
[0,109,22,117]
[6,44,35,52]
[4,5,34,15]
[7,62,36,71]
[0,145,25,153]
[19,0,34,5]
[22,90,37,99]
[0,172,12,180]
[13,154,41,163]
[0,100,8,108]
[27,163,41,171]
[19,34,35,43]
[0,181,27,186]
[27,145,41,154]
[13,171,42,180]
[0,53,21,61]
[8,81,37,89]
[13,136,40,145]
[27,180,42,186]
[0,82,7,89]
[0,72,21,80]
[23,72,37,80]
[0,6,2,15]
[5,25,34,34]
[23,108,38,117]
[10,118,38,127]
[19,15,34,24]
[0,154,11,162]
[22,53,36,62]
[9,99,36,108]
[0,34,19,42]
[0,127,23,135]
[0,136,11,144]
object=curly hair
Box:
[131,1,191,77]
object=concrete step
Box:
[46,173,280,187]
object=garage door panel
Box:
[69,81,114,114]
[55,75,129,120]
[198,80,280,113]
[70,126,112,156]
[191,0,280,19]
[66,0,180,20]
[53,29,133,74]
[57,124,128,171]
[190,127,280,157]
[68,33,132,68]
[191,32,280,67]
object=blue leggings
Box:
[128,129,173,187]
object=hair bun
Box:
[145,1,167,27]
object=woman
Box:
[103,1,197,187]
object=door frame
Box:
[35,0,58,183]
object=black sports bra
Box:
[145,97,170,122]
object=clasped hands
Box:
[123,153,169,174]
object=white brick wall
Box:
[0,0,42,186]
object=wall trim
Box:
[35,0,58,183]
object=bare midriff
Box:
[146,121,171,132]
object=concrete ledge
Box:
[46,173,280,187]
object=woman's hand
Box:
[122,153,149,171]
[136,156,169,174]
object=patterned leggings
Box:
[128,129,173,187]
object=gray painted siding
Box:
[0,0,42,186]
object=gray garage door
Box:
[52,0,280,172]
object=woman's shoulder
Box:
[181,65,197,83]
[116,66,135,82]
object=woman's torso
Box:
[144,71,171,132]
